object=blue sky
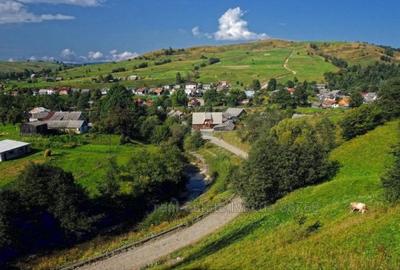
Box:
[1,0,399,62]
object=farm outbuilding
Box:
[20,122,49,135]
[0,140,31,162]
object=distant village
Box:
[1,77,379,137]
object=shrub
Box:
[139,202,187,229]
[184,131,205,151]
[208,57,220,65]
[340,104,385,140]
[382,143,400,203]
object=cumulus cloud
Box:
[214,7,268,40]
[110,50,138,61]
[0,0,74,24]
[0,0,102,24]
[40,48,139,63]
[88,51,104,60]
[192,7,268,41]
[60,48,76,61]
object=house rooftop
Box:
[48,111,83,121]
[0,140,30,153]
[192,112,223,125]
[225,108,245,118]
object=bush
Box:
[208,57,220,65]
[139,202,187,229]
[382,143,400,202]
[184,131,205,151]
[340,104,385,140]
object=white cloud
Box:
[110,50,138,61]
[193,7,268,41]
[191,26,212,39]
[88,51,104,60]
[0,0,102,24]
[192,26,201,36]
[60,48,76,61]
[20,0,102,6]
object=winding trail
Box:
[283,50,297,75]
[76,136,247,270]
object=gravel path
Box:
[201,134,248,159]
[79,197,244,270]
[77,137,247,270]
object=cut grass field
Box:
[151,120,400,270]
[18,143,241,270]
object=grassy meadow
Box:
[151,120,400,270]
[6,40,342,90]
[0,124,146,196]
[0,61,61,73]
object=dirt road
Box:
[79,197,244,270]
[201,134,248,159]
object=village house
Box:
[217,81,230,91]
[29,107,51,122]
[127,75,140,81]
[58,87,71,96]
[245,90,255,99]
[23,111,89,135]
[153,88,164,96]
[287,87,296,95]
[135,87,148,96]
[0,140,31,162]
[163,85,171,91]
[185,83,198,96]
[202,84,212,91]
[362,92,378,103]
[192,112,223,130]
[101,88,109,95]
[168,109,184,119]
[213,120,235,131]
[188,97,201,107]
[39,89,56,95]
[20,121,49,135]
[224,108,246,121]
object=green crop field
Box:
[152,120,400,270]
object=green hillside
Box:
[3,40,399,90]
[0,61,61,73]
[153,121,400,270]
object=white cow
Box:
[350,202,368,214]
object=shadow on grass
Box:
[165,215,268,269]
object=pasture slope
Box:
[151,120,400,270]
[0,61,61,73]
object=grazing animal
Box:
[350,202,368,214]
